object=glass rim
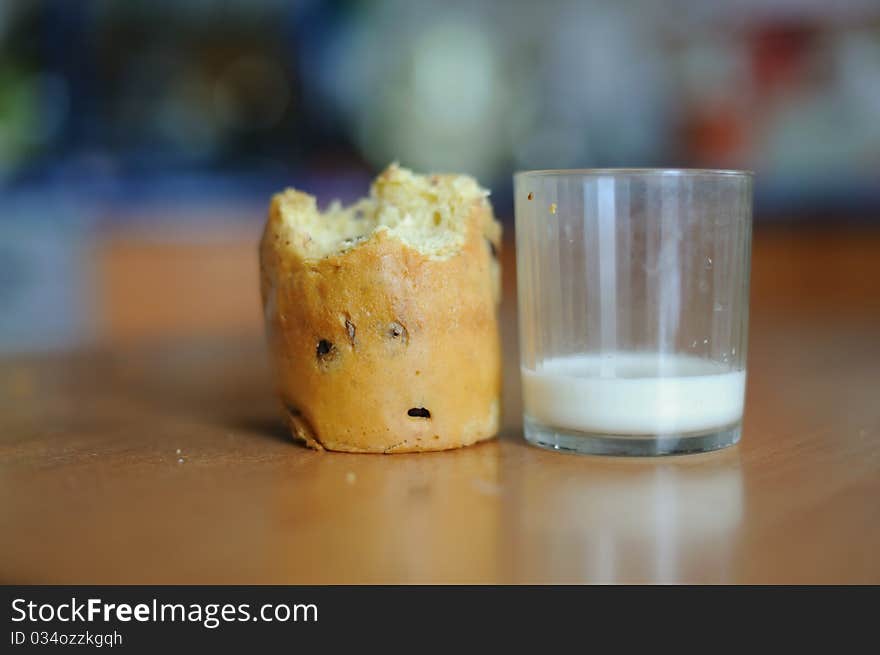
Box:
[514,167,753,178]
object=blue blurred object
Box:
[0,188,96,353]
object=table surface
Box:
[2,227,879,584]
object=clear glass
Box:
[514,169,753,456]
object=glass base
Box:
[524,417,741,457]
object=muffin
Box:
[259,164,501,453]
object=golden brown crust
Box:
[260,194,501,453]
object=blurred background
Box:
[1,0,879,354]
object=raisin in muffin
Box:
[260,164,501,453]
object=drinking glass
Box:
[514,169,753,456]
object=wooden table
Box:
[2,227,879,584]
